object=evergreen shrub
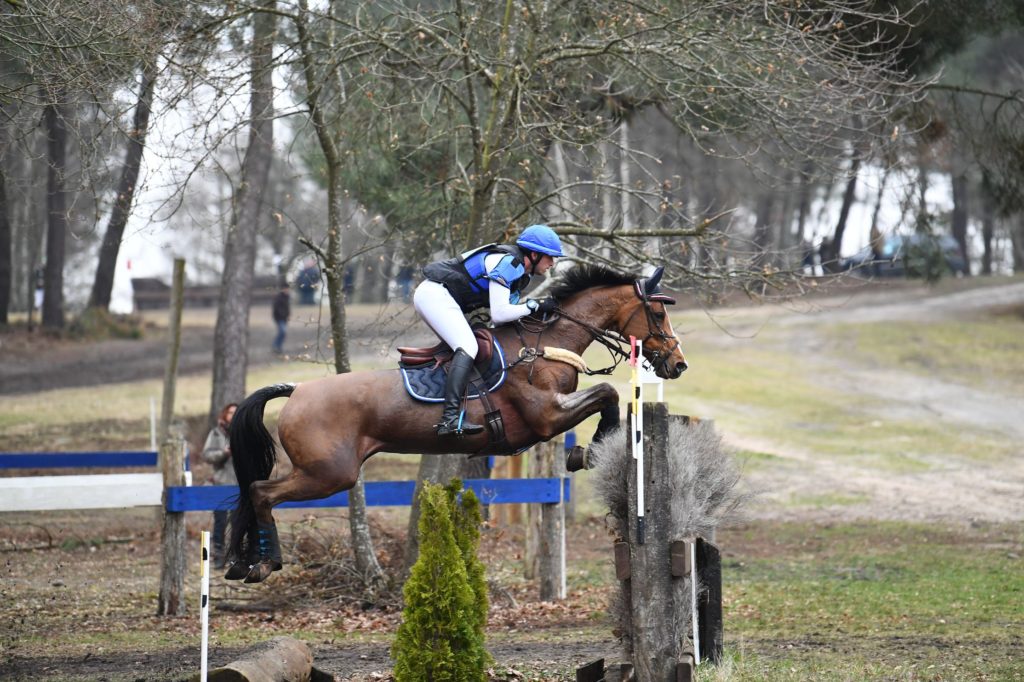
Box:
[392,479,490,681]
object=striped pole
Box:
[199,530,210,682]
[691,539,701,665]
[630,336,645,545]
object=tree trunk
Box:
[599,139,615,261]
[619,120,633,232]
[0,159,11,325]
[795,161,814,244]
[42,100,68,330]
[827,149,862,272]
[295,0,383,589]
[752,191,776,266]
[950,161,970,274]
[981,201,994,276]
[194,637,315,682]
[90,60,157,310]
[981,173,996,276]
[1012,215,1024,274]
[697,151,720,271]
[210,2,276,422]
[775,170,795,254]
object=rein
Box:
[512,309,630,378]
[540,309,631,376]
[511,283,681,378]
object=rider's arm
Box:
[485,253,533,325]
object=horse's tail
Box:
[227,382,296,562]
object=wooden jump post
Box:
[584,400,738,682]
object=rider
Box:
[415,224,563,437]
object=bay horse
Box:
[226,264,687,583]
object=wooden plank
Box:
[574,658,604,682]
[0,473,163,511]
[697,537,724,664]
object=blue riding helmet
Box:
[516,224,564,257]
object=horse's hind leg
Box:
[243,452,362,584]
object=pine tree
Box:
[446,480,492,670]
[392,481,489,681]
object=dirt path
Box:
[0,303,430,395]
[717,279,1024,525]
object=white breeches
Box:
[413,280,478,357]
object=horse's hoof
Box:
[566,445,589,472]
[223,562,251,581]
[243,560,278,583]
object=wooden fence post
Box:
[525,440,566,600]
[157,437,187,615]
[539,440,566,601]
[158,258,184,441]
[626,403,676,680]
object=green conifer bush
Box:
[446,480,491,668]
[392,480,490,681]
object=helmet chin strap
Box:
[524,251,539,272]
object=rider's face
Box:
[532,253,555,276]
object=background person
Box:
[295,258,320,305]
[201,403,237,568]
[272,283,290,354]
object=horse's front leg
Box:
[529,382,619,441]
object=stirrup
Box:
[436,414,484,437]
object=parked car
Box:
[841,233,967,278]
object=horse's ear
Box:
[644,266,664,294]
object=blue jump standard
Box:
[0,451,158,469]
[165,478,571,512]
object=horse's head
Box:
[620,267,688,379]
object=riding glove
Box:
[528,298,558,314]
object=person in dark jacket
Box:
[201,402,237,568]
[414,224,563,437]
[272,284,290,354]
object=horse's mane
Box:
[546,263,638,302]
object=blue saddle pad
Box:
[400,339,508,403]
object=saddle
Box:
[397,328,496,369]
[397,328,515,455]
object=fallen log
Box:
[189,636,331,682]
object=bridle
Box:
[514,276,681,378]
[622,279,683,377]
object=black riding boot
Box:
[436,349,485,437]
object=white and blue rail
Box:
[0,450,569,512]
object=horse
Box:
[226,264,688,583]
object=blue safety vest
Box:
[422,243,532,312]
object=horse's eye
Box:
[653,312,666,321]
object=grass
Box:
[825,315,1024,394]
[713,520,1024,681]
[648,316,1020,466]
